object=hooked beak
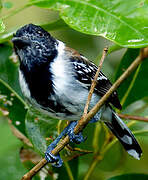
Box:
[12,37,30,48]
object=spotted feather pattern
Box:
[70,56,122,109]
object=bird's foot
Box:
[45,143,63,167]
[45,121,85,167]
[67,121,86,144]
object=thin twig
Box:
[83,47,108,116]
[118,113,148,122]
[21,48,147,180]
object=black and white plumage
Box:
[12,24,142,166]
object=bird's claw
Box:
[67,121,86,144]
[68,131,86,144]
[45,146,63,167]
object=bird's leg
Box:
[45,122,72,167]
[45,121,85,167]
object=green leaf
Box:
[0,44,27,134]
[52,158,78,180]
[114,49,148,109]
[108,173,148,180]
[25,108,59,155]
[98,142,125,171]
[30,0,148,48]
[0,19,5,33]
[68,158,78,180]
[0,119,27,180]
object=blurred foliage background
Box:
[0,0,148,180]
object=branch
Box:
[118,113,148,122]
[83,47,108,116]
[21,47,148,180]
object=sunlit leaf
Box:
[0,19,5,33]
[30,0,148,47]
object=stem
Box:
[64,162,74,180]
[127,120,136,128]
[118,113,148,122]
[92,123,101,153]
[83,158,101,180]
[21,48,148,180]
[120,63,141,107]
[2,4,31,20]
[83,47,108,116]
[57,120,62,135]
[102,139,117,155]
[133,129,148,136]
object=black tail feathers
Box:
[105,111,142,160]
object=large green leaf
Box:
[108,174,148,180]
[30,0,148,48]
[0,44,27,134]
[114,49,148,109]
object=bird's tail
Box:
[103,109,142,160]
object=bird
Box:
[12,24,142,167]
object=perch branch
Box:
[21,48,147,180]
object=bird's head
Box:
[12,24,58,67]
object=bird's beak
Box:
[12,37,30,48]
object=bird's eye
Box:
[37,31,43,37]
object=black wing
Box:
[70,55,122,110]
